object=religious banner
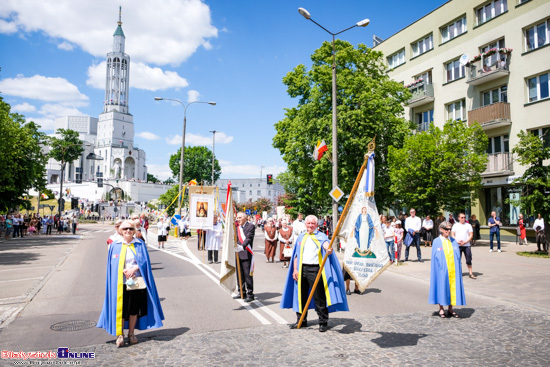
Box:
[219,184,236,294]
[189,193,215,230]
[339,149,390,292]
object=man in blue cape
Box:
[97,224,164,339]
[280,215,348,332]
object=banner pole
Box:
[297,153,370,329]
[234,223,244,299]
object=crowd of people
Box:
[0,212,84,239]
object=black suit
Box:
[236,222,255,297]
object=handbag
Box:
[283,246,293,258]
[126,276,147,290]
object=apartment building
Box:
[374,0,550,236]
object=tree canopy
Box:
[388,120,488,216]
[0,97,49,212]
[48,128,84,165]
[511,130,550,219]
[273,41,410,215]
[169,146,221,185]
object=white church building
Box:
[45,8,170,203]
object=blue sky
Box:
[0,0,445,180]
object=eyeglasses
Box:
[121,228,135,231]
[442,227,451,231]
[459,216,465,219]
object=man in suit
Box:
[236,211,255,302]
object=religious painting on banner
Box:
[189,194,215,230]
[339,151,390,292]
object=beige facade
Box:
[374,0,550,235]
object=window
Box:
[530,127,550,149]
[445,59,464,82]
[415,109,433,132]
[525,19,550,51]
[528,73,549,102]
[476,0,508,25]
[412,34,433,57]
[249,184,252,187]
[441,16,467,43]
[447,100,466,121]
[487,134,509,154]
[257,190,261,196]
[414,70,432,85]
[482,85,508,106]
[480,38,505,67]
[268,190,271,196]
[249,190,252,195]
[258,183,260,187]
[387,49,405,68]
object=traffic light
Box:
[71,198,78,209]
[97,178,103,188]
[267,174,273,185]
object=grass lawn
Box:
[516,251,550,259]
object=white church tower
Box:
[95,6,147,181]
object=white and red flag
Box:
[313,140,328,161]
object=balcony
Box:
[466,53,510,85]
[468,102,511,130]
[407,83,435,108]
[482,152,513,177]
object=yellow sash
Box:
[442,239,456,305]
[116,242,136,336]
[297,233,332,313]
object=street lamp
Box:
[154,97,216,217]
[209,130,218,185]
[298,7,369,236]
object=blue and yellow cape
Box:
[280,231,349,313]
[97,239,164,336]
[429,236,466,306]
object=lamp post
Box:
[209,130,218,185]
[154,97,216,217]
[298,7,369,236]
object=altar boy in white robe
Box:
[206,214,223,264]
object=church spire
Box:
[104,6,130,114]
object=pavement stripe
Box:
[251,301,287,324]
[0,277,43,284]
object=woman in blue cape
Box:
[429,221,466,318]
[97,220,164,346]
[280,215,348,331]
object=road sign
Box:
[97,178,103,188]
[245,209,251,215]
[329,186,344,202]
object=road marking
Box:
[0,277,43,284]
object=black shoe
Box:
[290,320,307,329]
[319,324,328,332]
[418,259,423,263]
[245,295,254,303]
[208,260,213,264]
[346,290,351,295]
[404,259,409,261]
[353,289,361,294]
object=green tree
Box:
[48,128,84,213]
[158,185,182,217]
[147,173,160,183]
[510,130,550,219]
[169,146,221,185]
[388,120,488,216]
[0,97,49,212]
[273,41,410,214]
[254,197,273,213]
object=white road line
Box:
[0,277,43,284]
[235,299,270,325]
[251,300,288,324]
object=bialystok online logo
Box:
[1,348,95,360]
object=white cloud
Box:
[87,61,188,91]
[0,0,218,66]
[26,117,55,131]
[0,75,89,106]
[166,132,234,146]
[187,90,200,103]
[12,102,36,113]
[136,132,160,140]
[147,164,173,181]
[57,41,74,51]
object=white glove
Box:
[236,245,244,252]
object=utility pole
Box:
[209,130,218,185]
